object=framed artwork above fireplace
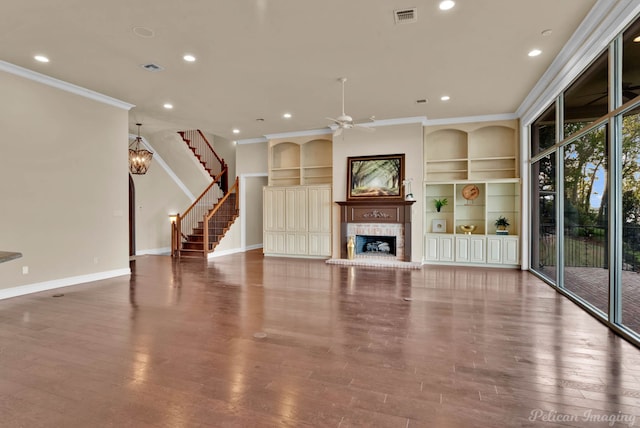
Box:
[347,153,405,201]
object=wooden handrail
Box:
[197,130,225,167]
[180,169,225,220]
[203,177,239,256]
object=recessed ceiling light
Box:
[232,129,240,134]
[34,55,49,63]
[439,1,455,11]
[283,113,292,119]
[183,54,196,62]
[528,49,542,57]
[132,26,155,38]
[634,36,640,43]
[440,95,450,101]
[163,103,173,109]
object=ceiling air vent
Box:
[141,63,164,72]
[394,8,417,24]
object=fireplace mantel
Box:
[336,200,415,261]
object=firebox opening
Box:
[355,235,397,257]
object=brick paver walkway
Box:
[538,265,640,333]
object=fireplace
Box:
[336,200,415,262]
[356,235,397,257]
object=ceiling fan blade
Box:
[333,127,343,137]
[326,117,341,125]
[353,116,375,124]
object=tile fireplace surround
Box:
[335,200,415,262]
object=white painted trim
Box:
[424,113,517,127]
[369,116,428,127]
[264,128,333,140]
[236,137,268,145]
[0,268,131,301]
[136,247,171,256]
[207,247,246,259]
[129,134,196,201]
[245,243,263,251]
[240,173,268,250]
[0,60,135,111]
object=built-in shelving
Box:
[268,136,332,186]
[423,119,520,267]
[424,121,518,181]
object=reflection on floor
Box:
[1,250,639,427]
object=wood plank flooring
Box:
[1,250,640,427]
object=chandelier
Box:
[129,123,153,175]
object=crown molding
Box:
[236,137,268,145]
[264,128,333,140]
[0,60,135,111]
[424,113,517,127]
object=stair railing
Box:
[178,130,228,193]
[173,169,226,257]
[202,177,239,255]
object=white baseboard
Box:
[0,268,131,300]
[136,247,171,256]
[207,244,263,259]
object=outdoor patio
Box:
[537,265,640,334]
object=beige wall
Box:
[332,123,424,261]
[0,70,130,290]
[131,160,192,254]
[214,142,268,253]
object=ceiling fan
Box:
[327,77,375,137]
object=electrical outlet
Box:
[22,266,29,275]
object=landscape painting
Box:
[347,154,405,200]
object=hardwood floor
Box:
[1,250,640,427]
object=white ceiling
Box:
[0,0,598,140]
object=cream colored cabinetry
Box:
[263,184,331,258]
[268,137,332,186]
[425,234,454,262]
[424,120,518,182]
[423,119,520,267]
[487,236,519,265]
[424,180,519,267]
[455,235,486,263]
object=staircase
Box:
[179,192,238,257]
[172,130,238,259]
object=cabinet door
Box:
[263,187,286,232]
[286,232,307,254]
[308,186,331,233]
[486,237,502,264]
[264,232,286,254]
[285,187,307,232]
[469,236,486,263]
[439,236,454,262]
[502,237,519,265]
[309,233,331,256]
[455,236,470,262]
[425,235,439,261]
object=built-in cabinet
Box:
[268,137,332,186]
[423,120,521,267]
[263,184,331,258]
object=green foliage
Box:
[434,198,448,211]
[494,216,510,228]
